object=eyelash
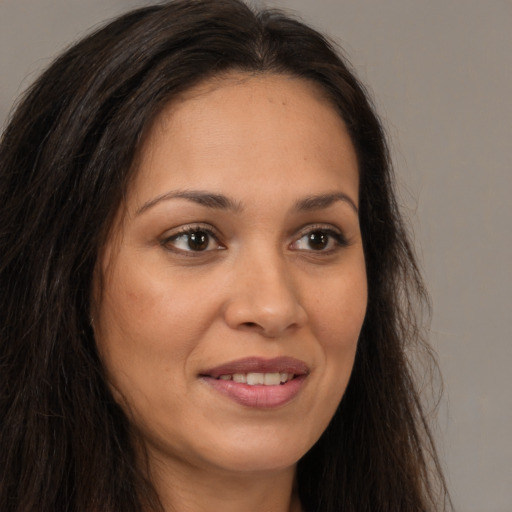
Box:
[291,225,348,253]
[160,224,348,255]
[160,224,224,255]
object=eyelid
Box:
[290,223,348,251]
[159,222,348,256]
[159,223,225,254]
[294,223,346,240]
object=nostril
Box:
[224,295,307,337]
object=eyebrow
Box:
[135,189,358,216]
[136,189,243,216]
[295,193,358,214]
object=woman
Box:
[0,1,451,510]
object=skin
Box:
[94,73,367,512]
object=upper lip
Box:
[201,356,309,379]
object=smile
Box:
[217,372,295,385]
[200,357,309,408]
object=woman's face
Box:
[94,74,367,476]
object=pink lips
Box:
[200,357,309,409]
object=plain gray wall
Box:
[1,1,511,511]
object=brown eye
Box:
[291,227,347,252]
[187,231,209,251]
[307,231,329,250]
[162,227,224,253]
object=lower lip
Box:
[201,375,306,408]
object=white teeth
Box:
[246,372,264,385]
[263,372,281,385]
[218,372,295,385]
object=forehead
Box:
[128,72,358,210]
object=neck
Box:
[146,453,301,512]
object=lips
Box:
[200,357,309,408]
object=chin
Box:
[208,449,302,475]
[191,429,314,474]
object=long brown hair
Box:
[0,1,451,510]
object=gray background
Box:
[1,1,511,511]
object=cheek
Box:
[308,264,367,393]
[310,264,368,346]
[97,261,200,348]
[94,265,175,393]
[292,266,366,445]
[94,258,226,400]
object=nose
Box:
[223,249,307,338]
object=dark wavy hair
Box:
[0,1,451,510]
